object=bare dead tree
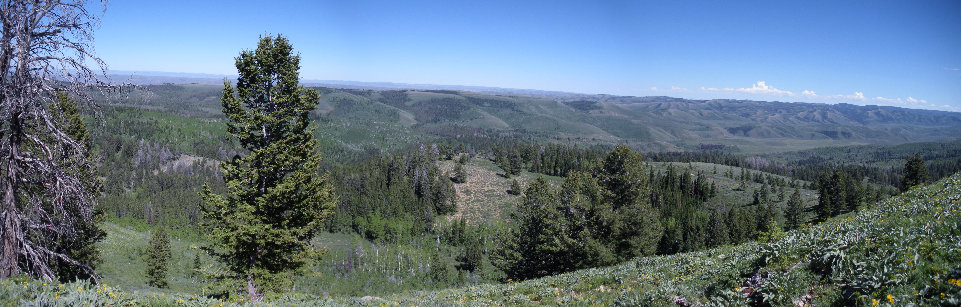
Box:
[0,0,107,281]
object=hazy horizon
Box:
[97,1,961,112]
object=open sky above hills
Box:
[97,0,961,112]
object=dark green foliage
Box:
[191,253,202,278]
[489,142,604,178]
[706,207,729,247]
[816,169,862,221]
[599,145,648,210]
[508,179,521,195]
[326,145,457,242]
[785,187,804,229]
[495,177,570,280]
[649,163,726,254]
[507,150,523,176]
[902,153,928,191]
[200,35,336,298]
[145,228,171,288]
[50,92,107,282]
[726,205,755,243]
[496,146,662,280]
[431,251,454,284]
[453,161,467,183]
[458,236,484,273]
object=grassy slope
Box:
[438,158,563,225]
[4,172,959,305]
[378,172,961,306]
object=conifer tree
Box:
[453,161,467,183]
[902,153,928,192]
[509,178,521,195]
[458,236,484,273]
[51,92,106,281]
[706,207,729,247]
[496,177,573,280]
[200,35,336,300]
[145,228,171,288]
[785,187,804,229]
[598,145,662,259]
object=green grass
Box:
[5,172,960,305]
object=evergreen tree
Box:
[817,171,842,220]
[785,187,804,229]
[508,149,523,175]
[706,207,729,247]
[496,177,571,280]
[458,236,484,273]
[598,145,662,259]
[598,145,647,210]
[902,153,928,191]
[200,35,336,300]
[191,253,202,278]
[145,228,171,288]
[509,179,521,195]
[453,161,467,183]
[51,92,106,281]
[431,251,453,284]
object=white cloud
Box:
[828,92,866,100]
[736,81,794,96]
[873,96,901,104]
[688,82,953,112]
[650,86,658,91]
[671,86,687,91]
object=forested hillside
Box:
[3,1,959,306]
[58,80,960,304]
[95,84,961,159]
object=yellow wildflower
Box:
[872,299,879,306]
[887,294,894,303]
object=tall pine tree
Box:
[200,35,336,300]
[785,187,804,229]
[145,228,171,288]
[902,153,928,192]
[598,145,662,259]
[51,91,106,281]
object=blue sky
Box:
[96,1,961,111]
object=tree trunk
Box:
[246,273,263,302]
[1,118,21,278]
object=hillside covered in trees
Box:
[3,1,961,306]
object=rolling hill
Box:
[95,84,961,157]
